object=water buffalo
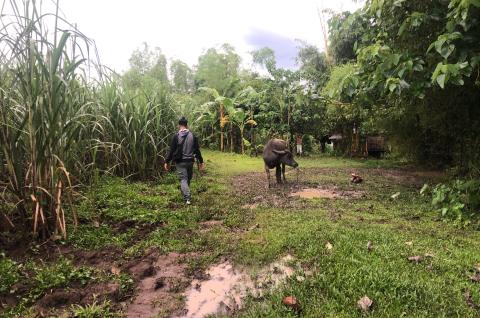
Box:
[263,139,299,187]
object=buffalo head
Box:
[272,149,299,168]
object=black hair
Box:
[178,117,188,126]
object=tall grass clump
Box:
[93,81,177,179]
[0,0,95,238]
[0,1,178,239]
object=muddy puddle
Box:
[125,252,188,318]
[199,220,224,228]
[176,262,249,317]
[177,255,298,317]
[291,188,364,199]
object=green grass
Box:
[70,299,122,318]
[0,254,21,295]
[68,224,137,249]
[0,257,97,317]
[3,151,479,317]
[206,152,480,317]
[202,149,405,175]
[203,149,265,175]
[71,174,230,252]
[238,206,480,317]
[28,258,94,298]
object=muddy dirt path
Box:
[174,254,299,318]
[122,166,443,317]
[233,168,362,209]
[5,165,444,318]
[233,166,443,208]
[125,252,189,317]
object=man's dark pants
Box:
[176,161,193,201]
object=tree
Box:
[328,11,367,64]
[326,0,480,170]
[251,48,293,139]
[296,41,330,89]
[195,44,241,96]
[231,87,259,154]
[170,59,194,93]
[252,47,276,74]
[123,43,169,90]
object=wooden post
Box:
[230,122,233,153]
[220,103,224,151]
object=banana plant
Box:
[198,87,233,151]
[227,106,257,154]
[229,87,260,154]
[196,103,218,145]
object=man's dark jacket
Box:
[165,130,204,164]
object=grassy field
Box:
[206,151,480,317]
[1,151,479,317]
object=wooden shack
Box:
[366,136,385,157]
[328,133,343,151]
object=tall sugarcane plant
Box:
[0,0,92,238]
[94,81,176,179]
[0,0,184,238]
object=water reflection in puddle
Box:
[291,188,365,199]
[178,262,249,317]
[178,255,298,317]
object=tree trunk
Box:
[240,127,244,154]
[252,128,255,146]
[220,129,224,151]
[230,123,233,153]
[286,103,291,146]
[320,142,326,153]
[220,104,224,152]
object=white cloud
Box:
[54,0,362,72]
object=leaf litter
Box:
[357,296,373,311]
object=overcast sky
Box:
[55,0,362,72]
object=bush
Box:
[421,179,480,226]
[0,254,20,295]
[71,299,121,318]
[12,258,96,303]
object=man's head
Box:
[178,117,188,128]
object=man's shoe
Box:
[186,200,191,205]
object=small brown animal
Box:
[351,173,363,184]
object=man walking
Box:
[296,134,303,156]
[164,117,204,205]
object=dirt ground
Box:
[1,230,206,317]
[233,167,442,209]
[30,249,204,317]
[1,165,445,317]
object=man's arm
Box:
[165,134,178,164]
[193,135,204,164]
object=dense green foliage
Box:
[325,0,480,171]
[0,254,20,295]
[0,1,177,236]
[1,0,479,237]
[1,257,96,316]
[421,179,480,226]
[70,300,121,318]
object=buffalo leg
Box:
[265,165,271,188]
[282,163,286,183]
[276,164,282,184]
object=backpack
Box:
[173,132,190,161]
